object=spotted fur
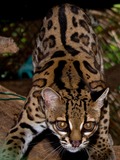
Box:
[0,3,116,160]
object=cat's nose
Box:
[71,140,81,147]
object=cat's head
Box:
[41,87,109,153]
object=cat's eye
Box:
[56,121,68,131]
[83,122,95,131]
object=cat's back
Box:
[33,3,105,92]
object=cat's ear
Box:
[94,87,109,108]
[41,87,61,107]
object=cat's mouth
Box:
[63,145,86,153]
[61,142,88,153]
[66,147,81,153]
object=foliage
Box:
[1,5,120,77]
[91,4,120,69]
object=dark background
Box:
[1,0,120,20]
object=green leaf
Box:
[21,37,27,43]
[113,4,120,8]
[109,44,119,52]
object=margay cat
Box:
[0,3,116,160]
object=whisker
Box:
[29,145,56,159]
[43,145,62,160]
[58,147,65,159]
[50,146,62,160]
[82,147,89,158]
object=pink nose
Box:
[71,140,81,147]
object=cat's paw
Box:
[88,155,116,160]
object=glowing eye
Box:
[56,121,68,131]
[83,122,95,131]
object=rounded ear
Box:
[41,87,61,107]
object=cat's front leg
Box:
[0,87,47,160]
[88,143,116,160]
